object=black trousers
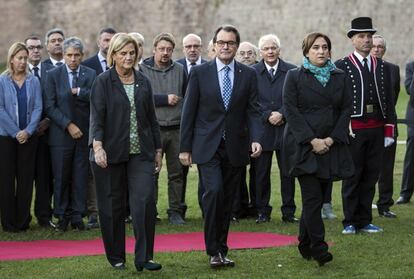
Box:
[400,134,414,200]
[253,150,295,217]
[297,175,329,258]
[92,154,156,266]
[377,141,396,212]
[0,135,38,231]
[198,141,241,256]
[231,164,254,218]
[342,127,384,228]
[50,144,88,223]
[34,134,54,224]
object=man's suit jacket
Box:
[44,64,96,147]
[82,54,104,76]
[180,59,262,167]
[252,59,296,151]
[176,57,208,78]
[405,61,414,136]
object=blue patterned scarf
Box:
[302,57,336,87]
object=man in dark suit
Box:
[336,17,396,234]
[252,34,298,224]
[25,35,56,228]
[370,34,400,217]
[176,33,207,218]
[179,25,263,268]
[82,27,117,75]
[45,37,96,231]
[43,28,65,67]
[81,27,116,229]
[397,60,414,204]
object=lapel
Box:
[94,55,103,74]
[134,70,145,106]
[110,67,130,102]
[60,65,71,92]
[77,65,87,87]
[228,61,242,109]
[209,60,225,110]
[300,67,332,101]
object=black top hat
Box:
[347,17,376,38]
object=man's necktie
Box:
[33,66,40,79]
[222,66,232,110]
[363,57,370,73]
[269,68,275,79]
[71,71,78,88]
[55,62,63,67]
[103,59,109,71]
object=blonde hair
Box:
[4,42,29,75]
[107,33,139,67]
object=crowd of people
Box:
[0,16,412,271]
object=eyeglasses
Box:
[261,46,279,52]
[216,41,238,48]
[184,44,201,49]
[156,47,174,53]
[27,45,43,50]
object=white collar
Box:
[264,60,279,72]
[216,57,235,73]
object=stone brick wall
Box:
[1,0,412,77]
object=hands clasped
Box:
[311,137,334,155]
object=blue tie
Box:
[222,66,232,110]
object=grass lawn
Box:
[1,92,413,278]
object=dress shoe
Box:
[112,262,126,270]
[168,213,186,225]
[209,254,224,268]
[256,213,270,224]
[86,216,100,229]
[379,210,397,218]
[71,221,86,231]
[298,244,312,260]
[39,219,56,229]
[55,218,69,232]
[314,252,333,267]
[396,196,410,205]
[282,216,299,223]
[220,253,235,267]
[135,260,162,272]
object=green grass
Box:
[1,92,413,278]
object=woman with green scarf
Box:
[282,32,354,266]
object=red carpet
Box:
[0,232,297,261]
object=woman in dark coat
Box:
[90,33,162,272]
[282,32,354,266]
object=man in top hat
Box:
[335,17,396,234]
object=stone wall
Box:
[1,0,412,77]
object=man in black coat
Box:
[252,34,298,224]
[179,25,263,268]
[25,35,55,228]
[43,28,65,67]
[370,34,400,217]
[397,60,414,204]
[335,17,396,234]
[45,37,96,231]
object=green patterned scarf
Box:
[303,57,336,87]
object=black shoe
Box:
[256,213,270,224]
[39,219,56,229]
[168,213,185,225]
[112,262,126,270]
[314,252,333,267]
[86,216,100,229]
[55,218,69,232]
[298,245,312,260]
[231,215,239,223]
[209,254,224,268]
[396,196,410,205]
[71,221,85,231]
[135,260,162,272]
[379,210,397,218]
[219,253,235,267]
[282,216,299,223]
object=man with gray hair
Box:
[43,28,65,67]
[45,37,96,232]
[236,41,258,66]
[252,34,298,224]
[370,34,400,217]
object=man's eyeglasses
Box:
[184,44,201,49]
[27,45,43,51]
[216,41,238,48]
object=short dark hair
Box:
[24,35,41,44]
[153,32,176,48]
[302,32,332,57]
[45,28,65,44]
[213,25,240,45]
[99,27,117,35]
